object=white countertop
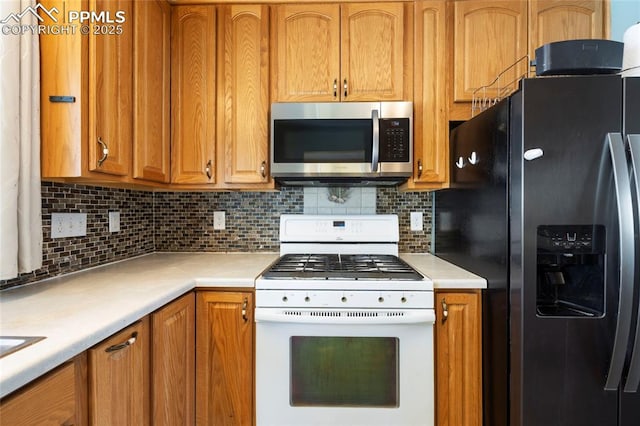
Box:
[400,253,487,289]
[0,251,484,399]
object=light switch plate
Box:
[213,211,226,230]
[410,212,423,231]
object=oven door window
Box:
[290,336,399,407]
[273,119,373,163]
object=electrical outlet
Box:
[213,211,226,230]
[410,212,423,231]
[51,213,87,238]
[109,211,120,233]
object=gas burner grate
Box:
[262,254,424,280]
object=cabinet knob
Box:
[205,160,212,180]
[333,79,338,98]
[441,298,448,324]
[260,161,267,178]
[97,137,109,167]
[343,79,348,98]
[417,159,423,178]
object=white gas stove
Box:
[255,215,435,426]
[255,214,434,308]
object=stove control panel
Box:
[256,290,434,309]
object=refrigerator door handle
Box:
[623,134,640,393]
[604,133,636,392]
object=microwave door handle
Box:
[604,133,636,391]
[624,134,640,393]
[371,109,379,172]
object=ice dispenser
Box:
[536,225,605,317]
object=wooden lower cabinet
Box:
[0,354,87,426]
[88,318,151,426]
[196,290,254,426]
[152,293,196,426]
[435,290,482,426]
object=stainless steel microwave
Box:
[270,102,413,186]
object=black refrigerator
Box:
[433,75,640,426]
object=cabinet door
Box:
[133,0,171,183]
[219,5,271,185]
[529,0,606,56]
[196,291,253,426]
[88,318,150,426]
[152,293,195,426]
[0,355,87,426]
[271,4,341,102]
[411,0,448,188]
[341,2,412,101]
[88,0,133,176]
[40,0,87,178]
[171,6,217,184]
[435,291,482,426]
[452,0,527,118]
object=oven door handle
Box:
[255,308,435,325]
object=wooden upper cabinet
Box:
[407,0,448,189]
[451,0,528,117]
[40,0,132,181]
[133,0,171,183]
[171,6,217,184]
[88,318,150,426]
[341,2,412,101]
[88,0,133,176]
[218,4,272,186]
[271,2,412,102]
[529,0,607,56]
[271,4,341,102]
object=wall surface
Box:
[1,184,433,290]
[611,0,640,41]
[1,182,155,290]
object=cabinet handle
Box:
[260,161,266,178]
[333,79,338,98]
[105,331,138,353]
[441,298,448,324]
[417,159,423,178]
[97,137,109,167]
[343,78,348,98]
[242,297,248,323]
[205,160,212,180]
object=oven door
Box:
[255,307,435,426]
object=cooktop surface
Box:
[261,254,424,280]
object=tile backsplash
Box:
[1,183,432,290]
[303,187,376,215]
[0,182,155,290]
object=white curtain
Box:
[0,0,43,280]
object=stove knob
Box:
[378,297,384,303]
[282,296,288,302]
[401,297,407,303]
[305,296,310,302]
[341,296,347,303]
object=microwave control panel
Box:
[379,118,410,162]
